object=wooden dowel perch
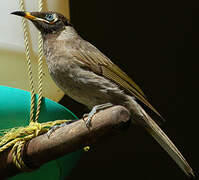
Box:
[0,106,130,179]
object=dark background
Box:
[60,1,199,179]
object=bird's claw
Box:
[85,116,92,128]
[83,113,89,120]
[47,119,78,138]
[47,124,65,138]
[83,103,113,128]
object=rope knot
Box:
[30,122,42,137]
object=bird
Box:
[11,11,195,177]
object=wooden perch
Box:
[0,105,130,179]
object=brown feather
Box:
[72,41,163,119]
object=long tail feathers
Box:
[138,107,195,177]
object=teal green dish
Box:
[0,85,82,180]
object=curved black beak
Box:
[11,11,26,17]
[11,11,37,21]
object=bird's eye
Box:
[45,14,54,21]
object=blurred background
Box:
[62,1,199,179]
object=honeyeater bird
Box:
[11,11,194,177]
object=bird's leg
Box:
[47,119,79,138]
[84,103,113,127]
[47,103,113,137]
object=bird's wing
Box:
[71,40,162,118]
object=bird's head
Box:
[11,11,70,34]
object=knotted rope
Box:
[0,0,70,171]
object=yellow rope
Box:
[19,0,36,123]
[0,0,46,170]
[0,120,70,153]
[4,0,46,170]
[0,0,83,171]
[12,141,28,170]
[0,119,70,171]
[35,0,44,122]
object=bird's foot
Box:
[83,103,113,127]
[47,119,78,138]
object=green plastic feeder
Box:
[0,85,82,180]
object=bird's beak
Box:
[11,11,37,21]
[11,11,49,24]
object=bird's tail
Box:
[128,100,195,177]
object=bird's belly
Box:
[48,63,125,109]
[60,82,108,108]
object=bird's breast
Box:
[42,33,126,108]
[44,52,125,108]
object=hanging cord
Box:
[8,0,41,170]
[19,0,36,123]
[0,0,69,170]
[0,0,76,171]
[35,0,44,122]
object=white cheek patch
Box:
[36,17,50,24]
